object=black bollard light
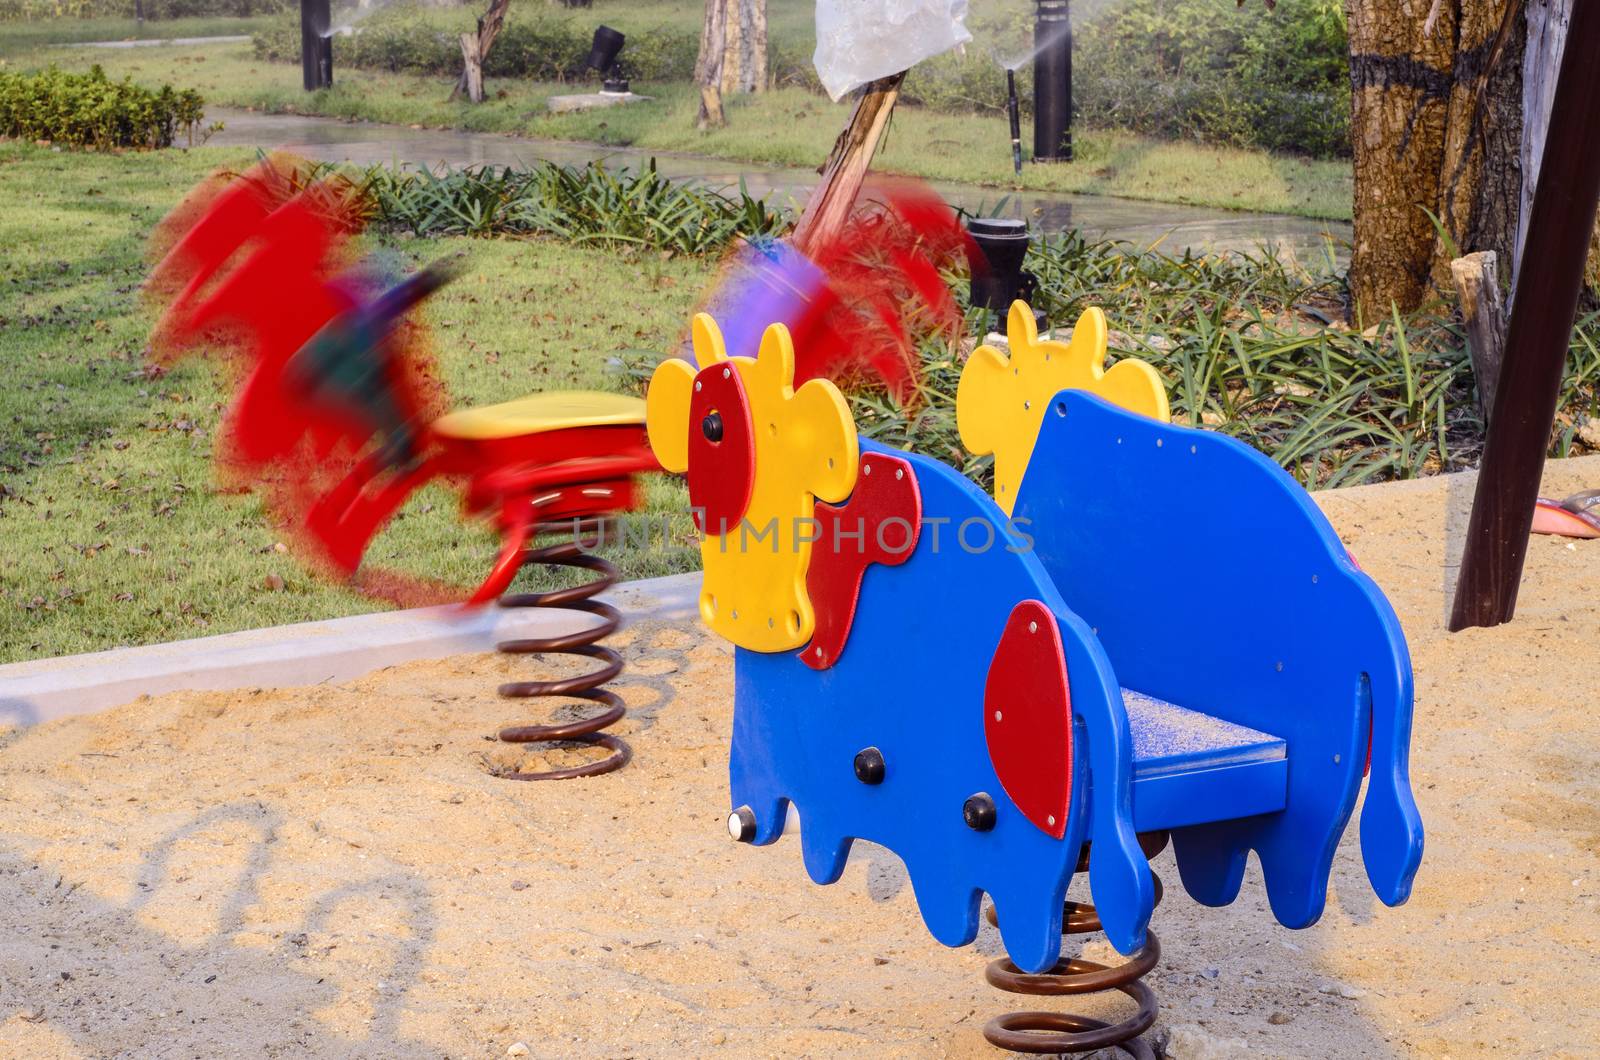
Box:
[300,0,333,91]
[1033,0,1072,162]
[588,25,628,94]
[965,217,1040,328]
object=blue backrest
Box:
[1011,391,1423,927]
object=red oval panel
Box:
[983,600,1073,839]
[686,363,755,536]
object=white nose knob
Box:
[727,806,757,842]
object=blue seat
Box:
[1123,690,1286,832]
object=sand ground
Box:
[1,456,1597,1059]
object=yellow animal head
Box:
[957,300,1169,513]
[646,313,859,652]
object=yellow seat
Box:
[432,390,646,441]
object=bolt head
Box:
[963,792,997,832]
[853,746,886,785]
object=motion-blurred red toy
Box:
[146,158,659,607]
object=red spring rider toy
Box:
[146,158,659,780]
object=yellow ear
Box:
[1006,299,1040,350]
[1065,307,1170,423]
[1098,358,1171,422]
[1066,306,1107,366]
[751,322,859,503]
[790,378,859,503]
[753,320,796,387]
[645,357,696,473]
[956,341,1010,459]
[691,312,729,366]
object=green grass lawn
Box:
[12,32,1354,221]
[0,13,275,56]
[0,141,707,663]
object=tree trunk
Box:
[695,0,766,127]
[1346,0,1458,324]
[720,0,745,94]
[790,72,907,255]
[1430,0,1524,292]
[695,0,729,128]
[457,33,484,103]
[1347,0,1598,322]
[747,0,768,92]
[451,0,512,103]
[721,0,766,93]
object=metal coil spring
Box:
[983,830,1170,1058]
[490,518,632,781]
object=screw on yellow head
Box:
[956,300,1169,514]
[645,313,860,653]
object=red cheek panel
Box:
[984,600,1073,839]
[686,364,755,535]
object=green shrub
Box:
[1073,0,1350,158]
[254,155,787,254]
[0,65,205,148]
[0,0,283,20]
[252,7,699,83]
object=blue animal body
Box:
[726,391,1423,975]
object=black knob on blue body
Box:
[853,746,886,785]
[963,793,997,832]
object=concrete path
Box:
[71,34,251,48]
[207,108,1351,263]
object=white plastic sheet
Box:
[813,0,972,101]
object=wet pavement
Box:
[208,108,1350,262]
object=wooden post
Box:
[1449,0,1600,631]
[1448,251,1507,421]
[789,72,907,255]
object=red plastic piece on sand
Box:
[983,600,1074,839]
[801,452,922,670]
[686,363,756,536]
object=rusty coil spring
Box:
[491,517,632,781]
[983,830,1170,1057]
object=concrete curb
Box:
[0,572,701,729]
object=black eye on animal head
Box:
[701,411,724,443]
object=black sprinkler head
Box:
[588,25,625,73]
